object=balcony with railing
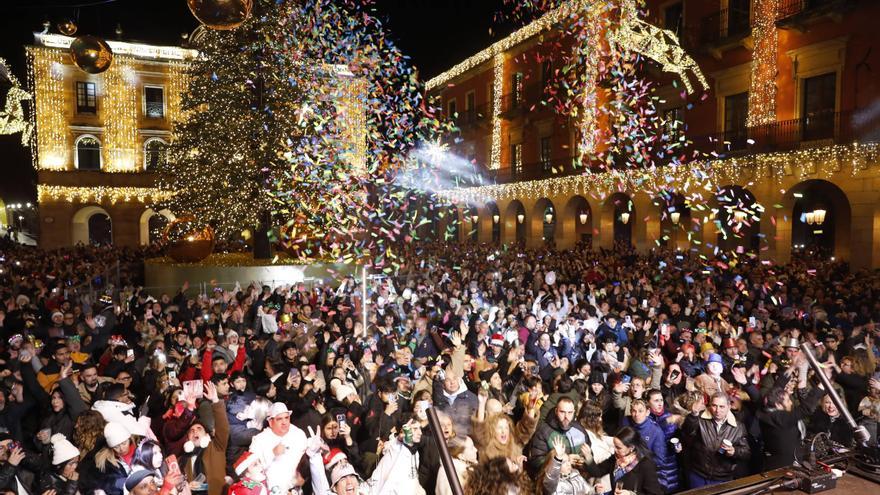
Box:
[500,83,548,118]
[452,103,490,128]
[776,0,854,27]
[686,6,753,57]
[689,110,862,156]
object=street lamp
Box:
[470,214,479,223]
[545,212,553,224]
[733,210,747,223]
[579,211,589,225]
[517,213,524,224]
[813,208,826,225]
[619,212,630,224]
[492,214,500,223]
[670,211,681,225]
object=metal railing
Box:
[689,110,854,155]
[697,7,752,46]
[452,103,490,127]
[777,0,846,21]
[145,101,165,119]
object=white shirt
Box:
[248,425,307,493]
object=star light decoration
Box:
[0,58,34,146]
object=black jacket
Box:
[757,387,824,470]
[582,453,664,495]
[681,412,751,481]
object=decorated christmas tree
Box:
[155,0,348,258]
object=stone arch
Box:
[531,198,557,245]
[712,185,762,254]
[784,179,851,259]
[139,208,175,245]
[72,205,112,245]
[600,192,633,248]
[560,195,592,248]
[653,190,691,250]
[485,202,501,243]
[503,200,526,244]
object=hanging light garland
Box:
[38,185,172,204]
[27,47,69,170]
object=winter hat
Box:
[707,353,724,365]
[124,469,159,491]
[50,433,79,465]
[104,422,131,448]
[234,451,260,476]
[322,448,347,470]
[330,463,360,487]
[489,333,505,347]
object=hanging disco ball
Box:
[186,0,253,30]
[69,35,113,74]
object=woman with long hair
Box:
[472,411,536,464]
[73,410,106,462]
[320,412,362,471]
[435,435,478,495]
[579,426,663,495]
[463,456,535,495]
[578,401,615,492]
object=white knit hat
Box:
[50,433,80,465]
[104,422,131,448]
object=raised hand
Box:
[551,435,567,460]
[203,381,219,403]
[305,426,326,457]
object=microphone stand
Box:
[800,343,871,446]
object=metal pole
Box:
[361,265,368,335]
[799,343,870,445]
[426,407,464,495]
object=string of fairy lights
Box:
[102,55,140,172]
[747,0,779,126]
[27,46,69,170]
[37,185,172,204]
[440,143,880,204]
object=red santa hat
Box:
[323,448,347,470]
[490,333,505,347]
[234,451,260,476]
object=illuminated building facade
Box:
[429,0,880,268]
[28,33,192,248]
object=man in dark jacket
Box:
[681,393,751,488]
[527,397,586,474]
[626,398,679,492]
[757,381,824,470]
[432,368,478,436]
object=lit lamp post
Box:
[492,214,500,223]
[619,212,630,224]
[578,211,589,225]
[517,213,524,224]
[544,211,553,224]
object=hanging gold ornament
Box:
[69,35,113,74]
[58,19,78,36]
[164,217,216,263]
[186,0,253,31]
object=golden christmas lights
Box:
[38,185,172,204]
[0,58,33,146]
[27,46,69,170]
[441,143,880,203]
[490,53,504,170]
[747,0,779,126]
[102,55,140,172]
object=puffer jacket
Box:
[542,457,594,495]
[624,416,679,492]
[681,411,751,481]
[528,414,587,474]
[649,409,682,492]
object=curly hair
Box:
[464,457,535,495]
[73,410,106,460]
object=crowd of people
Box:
[0,237,879,495]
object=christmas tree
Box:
[155,0,349,258]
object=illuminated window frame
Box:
[74,134,102,171]
[143,85,166,120]
[143,137,168,171]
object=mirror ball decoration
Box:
[69,35,113,74]
[164,217,216,263]
[58,19,78,36]
[186,0,253,30]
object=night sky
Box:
[0,0,512,204]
